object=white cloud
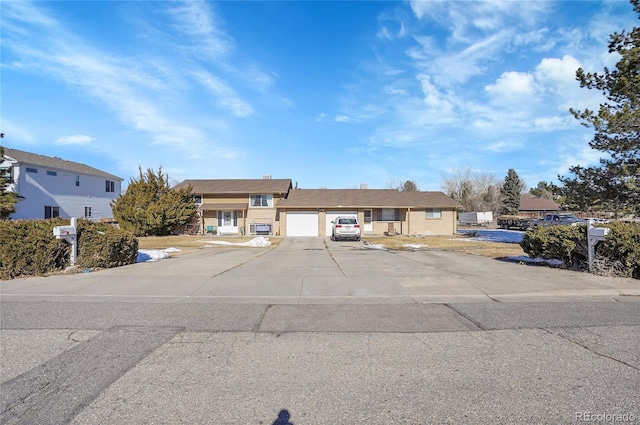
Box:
[0,119,35,143]
[166,0,231,58]
[535,55,581,86]
[192,71,253,117]
[556,144,604,176]
[54,135,95,145]
[533,116,573,131]
[334,115,351,123]
[483,140,524,153]
[485,71,535,96]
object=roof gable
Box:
[3,147,122,180]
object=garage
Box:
[286,211,319,236]
[325,211,357,237]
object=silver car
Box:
[331,216,361,241]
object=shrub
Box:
[521,222,640,278]
[595,222,640,279]
[75,221,138,269]
[0,219,138,279]
[0,218,69,279]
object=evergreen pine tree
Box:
[561,0,640,214]
[500,169,522,215]
[111,167,196,236]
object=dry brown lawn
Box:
[137,235,283,255]
[138,233,523,259]
[364,234,525,259]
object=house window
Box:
[193,195,203,204]
[364,210,372,223]
[0,167,10,182]
[377,208,400,221]
[26,167,38,174]
[84,207,92,218]
[250,194,273,208]
[105,180,115,193]
[44,206,60,219]
[75,175,80,187]
[47,170,57,176]
[426,208,442,219]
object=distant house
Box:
[277,189,462,236]
[1,147,123,221]
[519,196,560,217]
[173,178,293,235]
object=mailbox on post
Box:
[53,218,78,266]
[53,226,76,237]
[587,221,610,272]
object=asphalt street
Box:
[1,237,639,424]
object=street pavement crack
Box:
[445,304,486,330]
[324,238,347,277]
[543,328,640,372]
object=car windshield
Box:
[338,218,357,224]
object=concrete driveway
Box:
[1,237,638,303]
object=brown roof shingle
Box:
[174,179,292,194]
[278,189,462,209]
[4,147,122,180]
[519,196,560,212]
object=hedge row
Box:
[520,222,640,279]
[0,219,138,280]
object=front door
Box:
[364,209,373,232]
[217,210,238,234]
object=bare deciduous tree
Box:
[441,167,503,216]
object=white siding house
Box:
[1,148,123,221]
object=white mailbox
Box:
[588,227,609,241]
[52,218,78,266]
[53,225,76,237]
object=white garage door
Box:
[286,211,319,236]
[326,211,357,237]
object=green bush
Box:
[520,225,588,270]
[521,222,640,278]
[75,221,138,269]
[595,222,640,279]
[0,219,138,279]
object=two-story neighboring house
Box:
[1,147,123,221]
[173,178,293,235]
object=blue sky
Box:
[1,0,636,191]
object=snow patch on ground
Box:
[457,229,524,244]
[200,236,272,247]
[509,255,564,267]
[403,244,427,250]
[362,242,386,250]
[137,248,180,262]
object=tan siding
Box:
[407,209,457,235]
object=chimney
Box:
[360,183,368,189]
[263,175,272,180]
